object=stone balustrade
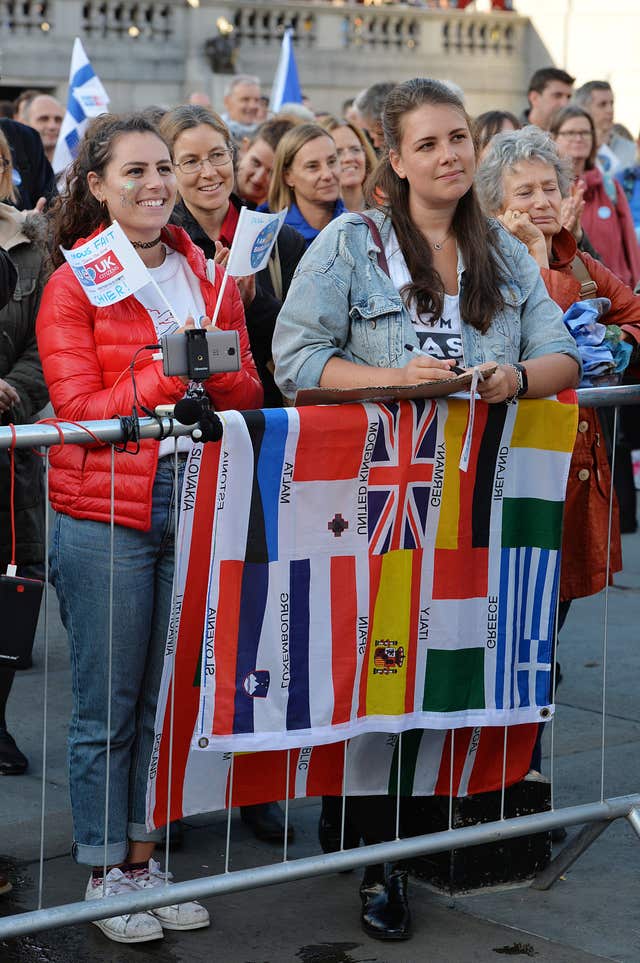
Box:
[0,0,531,116]
[81,1,174,41]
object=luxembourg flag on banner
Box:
[53,37,110,175]
[269,28,303,113]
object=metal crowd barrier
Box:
[0,384,638,941]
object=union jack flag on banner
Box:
[367,401,437,553]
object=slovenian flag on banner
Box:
[269,28,303,113]
[53,37,110,176]
[146,395,577,830]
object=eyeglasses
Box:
[556,130,592,140]
[174,149,234,174]
[336,145,365,159]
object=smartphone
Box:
[0,574,44,670]
[161,330,240,378]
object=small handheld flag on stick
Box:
[210,207,287,325]
[53,38,110,176]
[269,28,303,113]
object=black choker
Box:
[131,236,162,249]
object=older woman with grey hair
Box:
[476,127,640,767]
[475,126,573,269]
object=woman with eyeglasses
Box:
[161,106,306,408]
[551,105,640,289]
[320,117,377,213]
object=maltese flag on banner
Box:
[53,37,110,175]
[269,28,303,113]
[61,220,152,308]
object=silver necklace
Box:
[431,232,451,251]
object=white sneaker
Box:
[130,858,210,931]
[85,867,164,944]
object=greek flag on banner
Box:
[53,37,110,176]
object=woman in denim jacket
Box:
[273,79,580,943]
[274,81,580,405]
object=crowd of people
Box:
[0,65,639,945]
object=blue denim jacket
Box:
[273,209,582,398]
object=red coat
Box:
[581,168,640,289]
[542,228,640,599]
[36,224,263,530]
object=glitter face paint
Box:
[120,180,136,206]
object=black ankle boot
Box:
[0,728,27,775]
[360,868,411,941]
[318,796,361,854]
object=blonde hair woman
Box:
[265,123,346,248]
[320,117,377,212]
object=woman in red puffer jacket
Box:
[36,112,261,945]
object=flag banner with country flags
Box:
[147,726,539,830]
[146,395,576,827]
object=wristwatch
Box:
[505,363,528,404]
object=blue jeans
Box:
[50,457,185,866]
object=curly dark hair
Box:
[49,112,167,267]
[366,77,506,335]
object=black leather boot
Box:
[0,728,27,775]
[360,867,411,941]
[318,796,361,854]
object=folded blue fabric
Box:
[562,298,630,386]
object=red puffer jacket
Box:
[36,224,263,530]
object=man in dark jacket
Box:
[0,210,49,778]
[0,118,57,210]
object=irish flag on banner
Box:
[146,395,576,829]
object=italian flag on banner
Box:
[146,394,576,830]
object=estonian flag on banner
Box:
[269,28,303,113]
[53,37,110,176]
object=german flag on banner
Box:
[146,394,577,830]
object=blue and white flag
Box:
[226,207,287,277]
[269,28,302,113]
[53,38,110,176]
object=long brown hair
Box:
[50,113,167,267]
[366,78,505,334]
